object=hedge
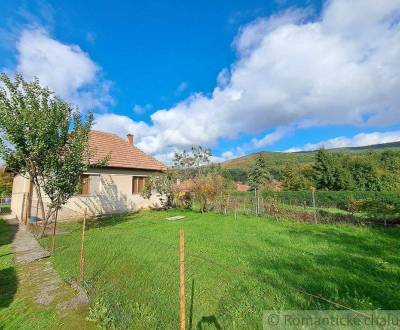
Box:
[262,191,400,210]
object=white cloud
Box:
[252,126,292,148]
[95,0,400,161]
[176,81,188,94]
[286,131,400,152]
[133,103,152,114]
[211,147,246,163]
[16,28,113,111]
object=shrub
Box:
[262,190,400,210]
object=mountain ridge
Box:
[221,140,400,171]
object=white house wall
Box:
[12,168,163,222]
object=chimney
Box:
[127,133,134,146]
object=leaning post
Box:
[51,208,59,255]
[179,229,186,330]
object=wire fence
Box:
[21,200,387,329]
[7,195,396,329]
[0,194,11,214]
[205,191,400,227]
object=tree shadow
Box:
[189,279,195,330]
[0,219,17,248]
[196,315,222,329]
[0,267,18,308]
[72,176,131,217]
[0,220,18,309]
[246,227,400,310]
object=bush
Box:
[262,191,400,210]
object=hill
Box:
[221,141,400,175]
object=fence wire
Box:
[6,192,398,328]
[22,206,383,329]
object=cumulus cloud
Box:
[95,0,400,160]
[16,28,113,111]
[286,131,400,152]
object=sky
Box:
[0,0,400,163]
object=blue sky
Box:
[1,0,400,163]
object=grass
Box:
[0,219,60,329]
[39,209,400,329]
[0,219,92,330]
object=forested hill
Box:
[221,141,400,174]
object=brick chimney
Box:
[127,133,134,146]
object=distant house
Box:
[11,131,167,222]
[235,182,250,192]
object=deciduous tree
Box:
[0,73,104,236]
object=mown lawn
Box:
[0,219,59,329]
[41,210,400,329]
[0,219,92,330]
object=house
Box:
[11,130,167,222]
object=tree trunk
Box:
[33,182,46,221]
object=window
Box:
[132,176,146,194]
[80,175,100,195]
[81,175,90,195]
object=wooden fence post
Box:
[179,229,185,330]
[51,209,59,255]
[254,189,257,216]
[311,187,317,224]
[80,208,87,282]
[24,193,29,225]
[234,198,237,220]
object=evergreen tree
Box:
[247,154,272,190]
[312,148,338,190]
[282,164,311,190]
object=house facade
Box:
[11,130,167,222]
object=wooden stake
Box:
[179,229,185,330]
[311,188,317,224]
[24,193,29,225]
[51,209,59,255]
[80,208,87,282]
[234,198,237,220]
[254,189,258,216]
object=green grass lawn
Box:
[0,219,92,330]
[41,210,400,329]
[0,219,61,329]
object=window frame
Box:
[132,176,147,195]
[80,174,90,195]
[79,174,101,196]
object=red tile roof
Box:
[89,131,167,171]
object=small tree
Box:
[173,145,211,178]
[247,154,272,190]
[142,171,177,208]
[0,73,103,236]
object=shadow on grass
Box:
[247,227,400,310]
[0,220,18,308]
[0,267,18,308]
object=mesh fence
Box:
[0,194,11,214]
[207,192,400,226]
[29,204,389,329]
[6,192,399,328]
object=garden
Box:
[37,209,400,329]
